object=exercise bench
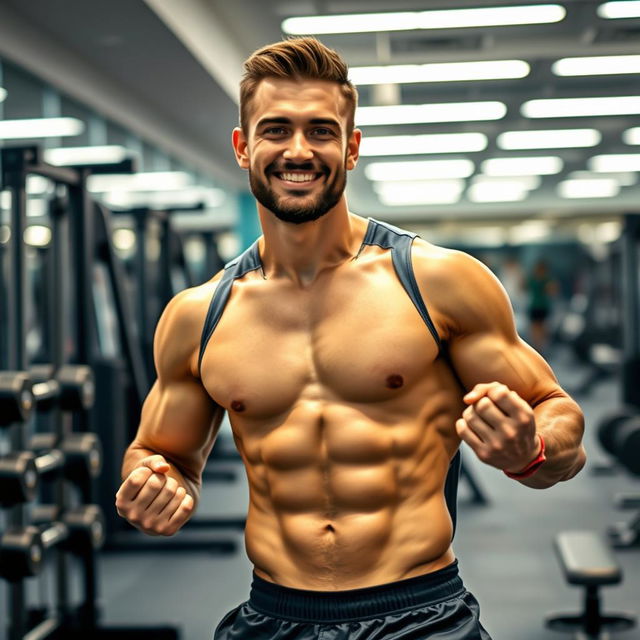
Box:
[546,530,635,639]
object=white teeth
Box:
[280,173,316,183]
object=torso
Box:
[197,220,465,590]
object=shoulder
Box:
[153,271,225,378]
[410,238,514,338]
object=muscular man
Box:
[116,38,586,639]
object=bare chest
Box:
[199,255,440,419]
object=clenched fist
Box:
[115,454,194,536]
[456,382,541,473]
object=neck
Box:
[256,198,366,286]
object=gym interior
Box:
[1,1,640,639]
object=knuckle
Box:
[165,477,178,492]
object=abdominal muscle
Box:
[236,401,457,591]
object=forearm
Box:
[121,443,202,509]
[519,396,586,489]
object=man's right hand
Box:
[115,454,194,536]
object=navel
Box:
[386,374,404,389]
[231,400,246,412]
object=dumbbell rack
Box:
[0,147,180,639]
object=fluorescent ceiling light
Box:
[88,171,193,193]
[102,187,225,209]
[623,127,640,144]
[467,182,528,202]
[27,199,47,217]
[569,170,637,186]
[509,221,552,244]
[0,117,84,139]
[498,128,601,149]
[360,132,487,156]
[26,176,53,195]
[350,60,529,85]
[552,55,640,76]
[0,191,10,210]
[365,159,475,181]
[588,153,640,172]
[378,181,463,206]
[522,96,640,118]
[558,178,620,198]
[113,228,136,252]
[481,156,563,175]
[45,145,130,166]
[373,179,465,193]
[282,5,565,35]
[356,101,506,126]
[24,225,52,247]
[597,1,640,19]
[0,87,6,103]
[471,175,542,190]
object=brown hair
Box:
[239,37,358,134]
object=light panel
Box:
[569,171,637,186]
[359,132,487,156]
[509,221,552,244]
[378,181,463,206]
[471,175,542,190]
[45,145,130,166]
[588,154,640,172]
[356,101,506,126]
[623,127,640,145]
[497,128,601,149]
[552,55,640,76]
[597,1,640,19]
[522,96,640,118]
[88,171,193,193]
[0,117,84,139]
[350,61,529,85]
[0,87,6,103]
[481,156,563,175]
[365,159,475,181]
[102,187,225,209]
[467,182,528,202]
[282,5,565,35]
[24,225,52,247]
[558,178,620,198]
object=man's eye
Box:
[265,127,286,135]
[313,128,333,136]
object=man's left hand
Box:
[456,382,540,473]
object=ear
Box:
[232,127,250,169]
[346,128,361,171]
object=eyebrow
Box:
[256,116,341,129]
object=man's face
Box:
[233,78,360,224]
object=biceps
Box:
[449,332,560,404]
[137,378,221,463]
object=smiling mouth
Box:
[273,171,324,186]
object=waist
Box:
[248,560,463,623]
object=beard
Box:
[249,159,347,225]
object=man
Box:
[116,37,586,639]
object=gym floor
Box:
[4,345,639,640]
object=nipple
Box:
[231,400,246,412]
[386,374,404,389]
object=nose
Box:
[283,131,313,162]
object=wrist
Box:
[503,434,546,479]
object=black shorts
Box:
[213,560,492,639]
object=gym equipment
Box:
[597,407,638,457]
[0,371,33,425]
[0,451,38,507]
[0,146,182,639]
[546,531,635,639]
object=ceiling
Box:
[0,0,639,225]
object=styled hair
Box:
[239,37,358,134]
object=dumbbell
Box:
[32,504,105,552]
[30,432,102,483]
[0,452,39,508]
[597,407,638,456]
[29,364,60,412]
[0,371,33,426]
[612,417,640,476]
[58,365,95,411]
[0,523,67,582]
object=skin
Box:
[116,77,586,590]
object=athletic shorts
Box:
[213,560,492,639]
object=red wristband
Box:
[503,434,546,479]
